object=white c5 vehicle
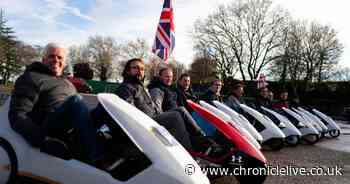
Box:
[280,107,320,144]
[239,104,286,150]
[260,107,302,146]
[212,101,263,144]
[198,101,261,150]
[0,94,210,184]
[311,108,341,138]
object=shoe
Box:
[192,136,225,157]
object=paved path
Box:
[317,121,350,153]
[214,121,350,184]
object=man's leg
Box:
[154,111,192,150]
[43,95,102,162]
[172,107,205,136]
[172,107,224,155]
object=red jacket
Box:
[67,76,92,93]
[273,101,289,109]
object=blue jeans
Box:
[43,95,103,162]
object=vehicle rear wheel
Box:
[262,138,284,151]
[329,130,340,138]
[285,135,299,146]
[302,134,319,145]
[0,137,18,184]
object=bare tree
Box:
[67,45,90,64]
[145,56,186,82]
[192,0,288,81]
[119,38,150,60]
[188,56,216,84]
[270,20,343,84]
[85,35,120,81]
[303,22,343,82]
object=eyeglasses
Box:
[130,65,145,71]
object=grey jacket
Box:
[8,62,76,147]
[115,77,161,118]
[147,78,177,112]
[225,95,244,113]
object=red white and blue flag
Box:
[152,0,175,63]
[257,73,268,89]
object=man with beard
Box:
[116,59,220,154]
[115,59,192,149]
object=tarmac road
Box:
[213,124,350,184]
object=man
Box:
[174,73,198,112]
[115,58,192,149]
[148,67,177,112]
[225,79,245,113]
[116,59,221,154]
[273,90,289,109]
[148,67,215,151]
[8,43,102,164]
[255,87,273,109]
[201,78,223,104]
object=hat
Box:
[232,79,244,89]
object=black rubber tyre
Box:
[329,129,340,138]
[302,134,319,145]
[0,137,18,184]
[263,138,284,151]
[285,135,299,147]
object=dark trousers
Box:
[43,95,102,162]
[171,107,205,136]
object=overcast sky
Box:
[1,0,349,68]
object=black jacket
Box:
[173,85,198,112]
[148,78,177,112]
[255,96,272,109]
[8,62,76,147]
[116,76,161,118]
[201,89,223,105]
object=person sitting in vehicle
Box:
[254,87,273,109]
[225,79,245,113]
[201,78,224,104]
[63,62,93,94]
[148,67,219,151]
[115,58,218,153]
[273,90,289,109]
[173,73,198,112]
[148,67,178,112]
[8,43,106,168]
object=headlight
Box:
[278,122,286,128]
[151,126,179,147]
[297,122,306,128]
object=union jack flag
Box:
[257,73,268,89]
[152,0,175,62]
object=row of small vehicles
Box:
[0,93,341,184]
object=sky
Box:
[0,0,349,68]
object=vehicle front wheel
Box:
[0,137,18,184]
